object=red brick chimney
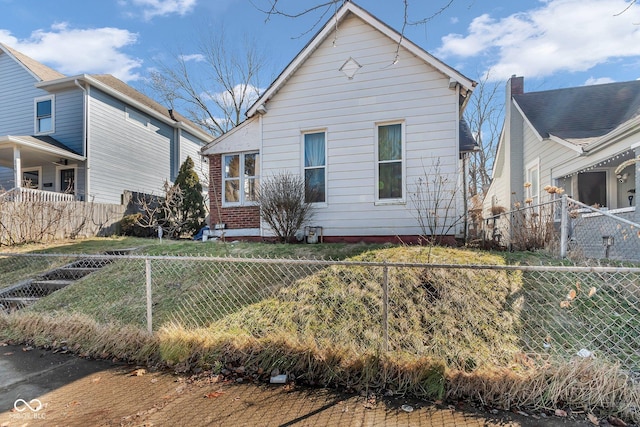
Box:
[510,75,524,95]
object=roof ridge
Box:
[0,43,66,81]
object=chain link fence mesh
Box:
[1,253,639,374]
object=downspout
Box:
[74,79,89,201]
[456,83,469,243]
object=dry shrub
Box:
[447,358,639,423]
[0,312,159,363]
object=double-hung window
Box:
[223,152,259,205]
[35,96,54,134]
[526,159,540,206]
[304,132,326,203]
[377,122,403,201]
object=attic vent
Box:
[339,57,362,79]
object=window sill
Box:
[222,202,259,208]
[374,199,406,206]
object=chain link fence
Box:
[1,252,639,374]
[484,195,640,262]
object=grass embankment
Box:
[1,239,638,422]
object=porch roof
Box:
[0,135,85,168]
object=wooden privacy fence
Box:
[0,198,125,245]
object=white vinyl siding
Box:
[258,14,460,237]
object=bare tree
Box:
[148,28,266,137]
[253,0,457,40]
[464,70,504,198]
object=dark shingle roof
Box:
[513,80,640,144]
[459,120,478,153]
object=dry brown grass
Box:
[448,358,639,422]
[0,312,159,363]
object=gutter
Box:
[74,79,90,201]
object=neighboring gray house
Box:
[0,43,211,204]
[484,76,640,256]
[202,1,477,242]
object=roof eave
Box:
[37,75,212,142]
[582,115,640,154]
[0,135,86,161]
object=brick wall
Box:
[207,154,260,229]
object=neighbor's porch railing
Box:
[0,187,76,202]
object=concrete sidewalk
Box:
[0,345,594,426]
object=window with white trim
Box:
[578,171,607,207]
[376,122,404,201]
[22,167,41,190]
[303,132,326,203]
[35,96,54,134]
[526,160,539,206]
[223,152,259,205]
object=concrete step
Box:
[67,258,113,269]
[30,280,74,291]
[42,267,100,280]
[0,297,39,303]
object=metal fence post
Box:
[560,194,568,258]
[145,257,153,334]
[382,262,389,353]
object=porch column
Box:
[13,145,21,189]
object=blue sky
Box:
[1,0,640,96]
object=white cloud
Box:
[127,0,198,21]
[0,24,143,81]
[205,84,262,109]
[180,53,205,62]
[584,77,616,86]
[436,0,640,80]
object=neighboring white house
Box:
[0,43,211,204]
[483,76,640,247]
[202,1,477,242]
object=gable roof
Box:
[0,43,212,143]
[513,80,640,147]
[0,43,65,81]
[246,1,475,117]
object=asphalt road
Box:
[0,344,597,426]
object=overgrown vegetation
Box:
[129,157,206,239]
[1,240,638,423]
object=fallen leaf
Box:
[588,287,597,297]
[22,346,33,352]
[608,416,627,426]
[555,409,567,417]
[129,368,147,377]
[91,376,102,383]
[587,413,599,425]
[567,289,577,300]
[66,400,80,407]
[3,352,13,356]
[204,391,224,399]
[151,378,158,383]
[560,301,571,308]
